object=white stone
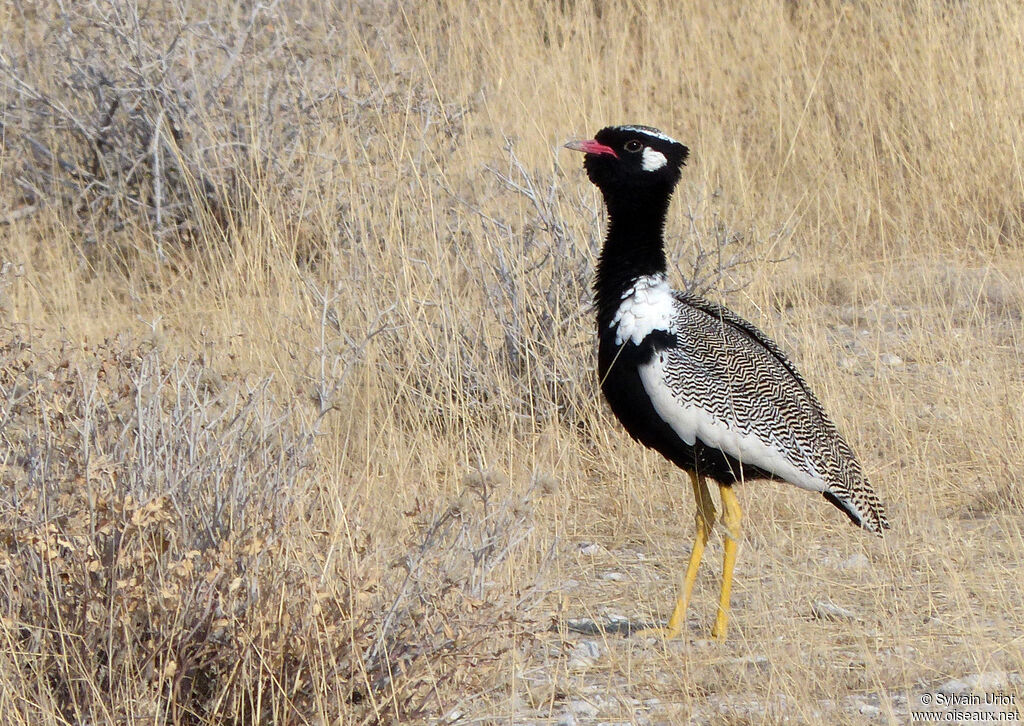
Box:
[572,640,603,659]
[569,700,599,717]
[964,672,1009,691]
[579,542,604,556]
[811,600,859,621]
[568,639,604,670]
[838,553,870,570]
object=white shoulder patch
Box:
[641,147,668,171]
[637,359,829,492]
[611,275,676,345]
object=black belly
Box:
[597,330,776,486]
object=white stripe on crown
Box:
[619,125,680,145]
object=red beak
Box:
[564,139,619,158]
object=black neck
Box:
[593,189,672,326]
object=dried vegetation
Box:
[1,0,1023,723]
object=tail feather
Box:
[823,489,889,535]
[818,430,890,535]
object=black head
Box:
[565,125,689,196]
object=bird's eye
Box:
[624,139,643,153]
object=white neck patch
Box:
[641,147,668,172]
[611,275,676,345]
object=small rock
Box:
[579,542,604,556]
[964,672,1009,691]
[938,678,971,695]
[859,703,881,717]
[569,639,603,669]
[887,644,918,658]
[567,617,595,630]
[601,572,624,581]
[569,699,599,717]
[730,654,771,674]
[880,353,904,366]
[838,553,870,570]
[572,640,602,658]
[556,712,577,726]
[812,600,859,621]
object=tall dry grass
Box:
[1,0,1022,723]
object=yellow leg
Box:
[638,472,715,638]
[712,484,743,640]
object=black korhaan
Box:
[565,125,889,640]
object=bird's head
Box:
[565,125,689,197]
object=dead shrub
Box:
[0,330,544,723]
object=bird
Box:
[564,125,889,640]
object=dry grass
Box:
[1,0,1022,723]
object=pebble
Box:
[600,572,624,581]
[838,553,870,570]
[579,542,604,556]
[566,617,599,633]
[812,600,859,621]
[729,654,771,674]
[569,699,599,717]
[938,678,969,695]
[940,672,1010,695]
[880,353,904,367]
[569,639,604,669]
[964,672,1009,690]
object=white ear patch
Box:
[641,147,668,172]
